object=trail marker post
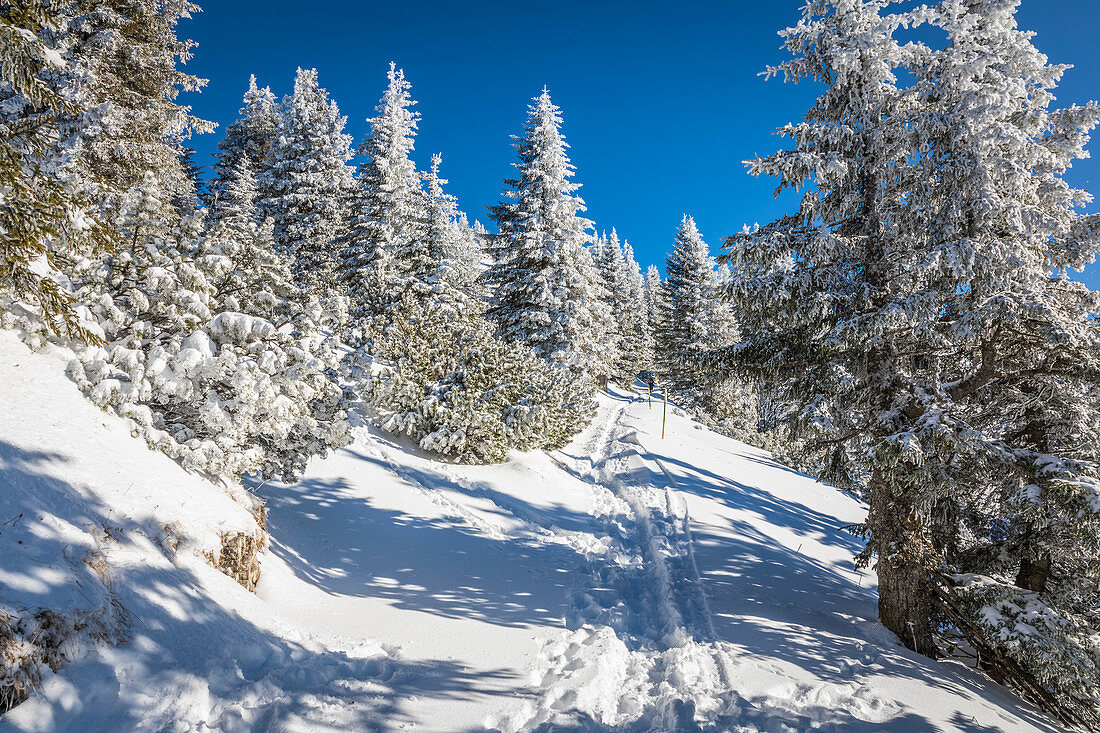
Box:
[661,387,667,439]
[648,381,652,409]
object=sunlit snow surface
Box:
[0,330,1061,731]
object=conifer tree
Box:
[450,211,488,301]
[52,0,214,216]
[365,298,593,464]
[577,240,617,387]
[620,238,651,378]
[209,158,259,240]
[658,216,729,394]
[421,153,484,313]
[723,9,1100,710]
[340,62,422,333]
[0,1,106,341]
[906,1,1100,720]
[643,264,663,347]
[267,67,354,286]
[69,172,349,481]
[364,135,594,461]
[725,0,944,656]
[212,75,278,218]
[592,231,627,378]
[486,89,604,383]
[708,263,739,347]
[594,230,645,385]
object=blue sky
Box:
[183,1,1100,286]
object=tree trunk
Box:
[1016,552,1051,593]
[870,469,939,658]
[1015,407,1052,595]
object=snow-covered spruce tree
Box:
[201,160,350,480]
[656,217,751,431]
[362,95,596,460]
[207,158,260,244]
[450,210,488,302]
[903,1,1100,722]
[643,264,664,345]
[210,74,278,219]
[51,0,213,218]
[658,216,731,393]
[579,240,617,388]
[361,148,593,462]
[204,155,346,335]
[722,0,950,657]
[339,62,422,348]
[621,239,654,373]
[267,67,354,286]
[68,172,349,481]
[486,89,607,385]
[0,1,107,341]
[699,262,757,436]
[594,229,642,385]
[352,149,480,364]
[421,153,485,309]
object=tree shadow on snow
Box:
[668,460,1061,732]
[647,450,865,555]
[507,699,1055,733]
[512,704,942,733]
[253,448,602,630]
[552,431,1061,733]
[0,439,518,732]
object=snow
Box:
[0,333,1063,731]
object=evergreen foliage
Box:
[340,62,422,334]
[421,153,485,312]
[53,0,214,216]
[621,239,653,373]
[486,89,607,384]
[594,230,645,385]
[642,264,663,342]
[365,297,594,463]
[211,75,278,218]
[68,173,349,482]
[657,216,734,394]
[724,0,1100,722]
[0,1,106,341]
[266,67,354,286]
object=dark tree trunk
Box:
[869,469,939,658]
[1016,552,1051,593]
[1015,406,1052,595]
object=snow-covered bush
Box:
[67,172,349,481]
[364,298,594,463]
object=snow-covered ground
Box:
[0,331,1062,731]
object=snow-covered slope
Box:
[1,334,1060,731]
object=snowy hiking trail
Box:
[255,385,1067,732]
[0,335,1066,732]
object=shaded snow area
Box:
[1,331,1062,732]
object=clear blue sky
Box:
[183,1,1100,286]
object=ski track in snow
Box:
[495,390,781,732]
[489,387,1032,732]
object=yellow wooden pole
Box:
[661,386,667,439]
